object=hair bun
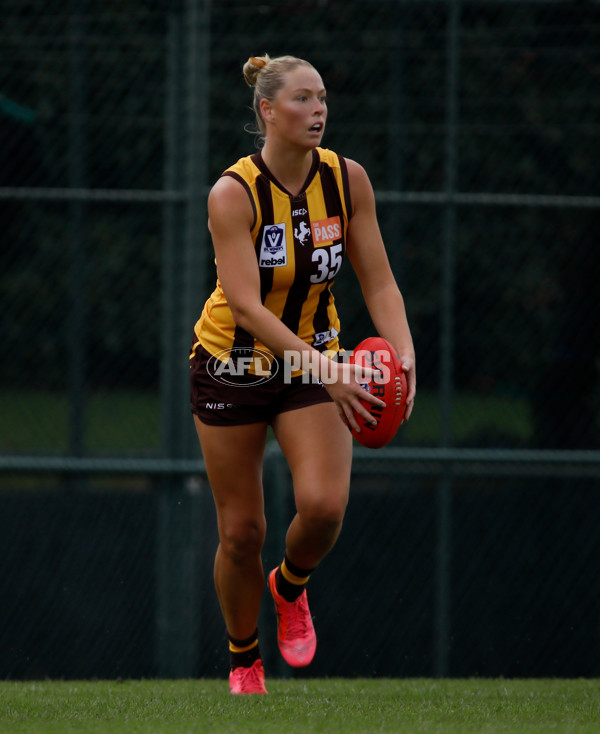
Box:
[243,54,271,87]
[249,56,268,68]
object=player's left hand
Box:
[398,355,416,421]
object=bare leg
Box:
[194,416,269,640]
[272,402,353,570]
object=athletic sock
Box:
[228,629,261,670]
[275,554,316,602]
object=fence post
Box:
[434,0,461,678]
[387,5,406,284]
[67,0,88,461]
[261,444,292,679]
[155,479,203,677]
[156,0,210,678]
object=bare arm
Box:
[345,159,416,419]
[207,175,384,431]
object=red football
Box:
[348,336,407,449]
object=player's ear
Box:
[260,98,274,124]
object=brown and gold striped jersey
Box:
[192,147,352,367]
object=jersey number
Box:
[310,244,343,284]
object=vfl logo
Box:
[294,221,311,245]
[259,223,287,267]
[207,347,279,386]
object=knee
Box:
[299,493,348,534]
[219,516,266,565]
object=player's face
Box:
[265,66,327,148]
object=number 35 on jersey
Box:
[311,243,343,283]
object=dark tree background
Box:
[2,0,599,447]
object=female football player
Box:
[189,54,416,693]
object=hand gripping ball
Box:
[348,336,407,449]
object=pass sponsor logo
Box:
[311,216,342,246]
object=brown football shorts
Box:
[190,343,334,426]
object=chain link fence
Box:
[1,0,599,679]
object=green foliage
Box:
[0,388,532,453]
[2,0,599,444]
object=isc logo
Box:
[311,216,342,246]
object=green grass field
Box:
[1,678,599,734]
[0,388,532,454]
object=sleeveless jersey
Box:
[192,147,352,371]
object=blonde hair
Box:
[242,54,316,141]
